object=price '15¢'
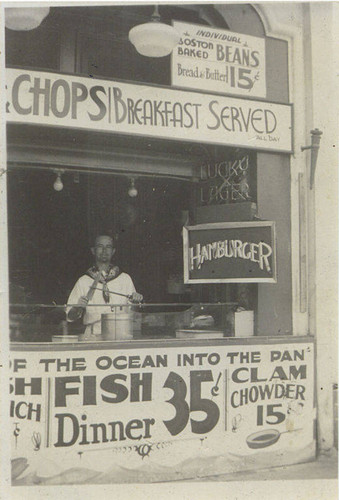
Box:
[257,404,286,426]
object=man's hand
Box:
[77,296,89,308]
[67,296,88,322]
[129,292,143,304]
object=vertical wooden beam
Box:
[0,5,11,493]
[305,2,337,451]
[298,172,307,313]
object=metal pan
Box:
[246,428,301,449]
[246,429,281,449]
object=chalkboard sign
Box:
[183,221,277,283]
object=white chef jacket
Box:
[66,272,136,338]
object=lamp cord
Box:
[151,5,161,22]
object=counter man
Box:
[66,235,143,339]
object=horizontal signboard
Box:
[6,68,292,152]
[172,21,266,98]
[183,221,277,283]
[10,339,314,485]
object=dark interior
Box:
[7,168,193,305]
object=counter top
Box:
[10,335,314,351]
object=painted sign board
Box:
[183,221,277,283]
[171,21,266,98]
[6,68,292,153]
[10,338,315,485]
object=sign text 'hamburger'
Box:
[183,221,277,283]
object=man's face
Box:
[91,236,115,264]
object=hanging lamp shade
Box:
[5,7,50,31]
[128,6,180,58]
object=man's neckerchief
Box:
[85,265,121,303]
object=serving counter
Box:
[9,304,315,485]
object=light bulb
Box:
[128,179,138,197]
[128,5,180,58]
[129,22,180,57]
[5,7,50,31]
[53,174,63,191]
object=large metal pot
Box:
[101,313,133,341]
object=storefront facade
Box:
[5,3,293,334]
[1,1,337,487]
